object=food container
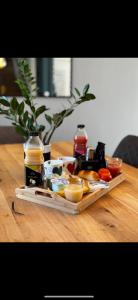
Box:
[64,178,83,202]
[51,178,69,192]
[106,157,122,177]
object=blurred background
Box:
[0,58,71,97]
[0,58,138,156]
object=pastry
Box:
[83,184,90,194]
[78,170,100,181]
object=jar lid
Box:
[77,124,85,128]
[51,178,69,185]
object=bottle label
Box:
[74,138,87,157]
[73,127,88,158]
[25,164,43,187]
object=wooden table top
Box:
[0,141,138,242]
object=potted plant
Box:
[0,58,96,159]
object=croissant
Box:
[78,170,100,181]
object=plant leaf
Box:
[16,79,30,100]
[55,120,63,128]
[83,84,90,95]
[45,114,53,125]
[19,116,24,127]
[0,98,10,107]
[38,125,45,132]
[59,109,74,118]
[75,100,83,104]
[71,93,76,100]
[67,98,73,106]
[18,101,24,115]
[35,105,47,118]
[51,109,74,129]
[80,93,96,101]
[76,93,96,104]
[10,97,19,111]
[15,125,28,137]
[23,111,28,124]
[65,109,74,117]
[31,106,36,114]
[74,88,81,96]
[25,99,31,106]
[53,113,62,125]
[59,110,67,117]
[27,117,34,130]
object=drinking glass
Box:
[64,178,83,202]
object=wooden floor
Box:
[0,141,138,242]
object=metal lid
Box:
[77,124,85,128]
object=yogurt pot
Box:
[58,156,76,174]
[51,178,69,192]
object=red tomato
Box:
[98,168,112,182]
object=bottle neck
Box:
[75,128,88,139]
[25,135,44,149]
[28,135,41,142]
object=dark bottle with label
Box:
[24,132,44,187]
[93,141,106,169]
[73,124,88,158]
[75,142,106,172]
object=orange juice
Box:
[64,184,83,202]
[25,148,44,165]
[24,132,44,187]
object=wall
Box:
[1,58,138,155]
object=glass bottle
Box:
[73,124,88,158]
[24,132,44,187]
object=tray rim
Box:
[15,172,126,214]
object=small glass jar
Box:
[64,178,83,202]
[106,157,122,177]
[51,178,69,192]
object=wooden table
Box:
[0,141,138,242]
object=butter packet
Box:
[88,180,109,192]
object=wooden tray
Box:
[14,173,126,215]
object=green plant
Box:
[0,58,96,144]
[0,59,48,138]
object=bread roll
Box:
[78,170,100,181]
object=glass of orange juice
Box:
[64,178,83,202]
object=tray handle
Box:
[16,187,54,199]
[35,189,53,199]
